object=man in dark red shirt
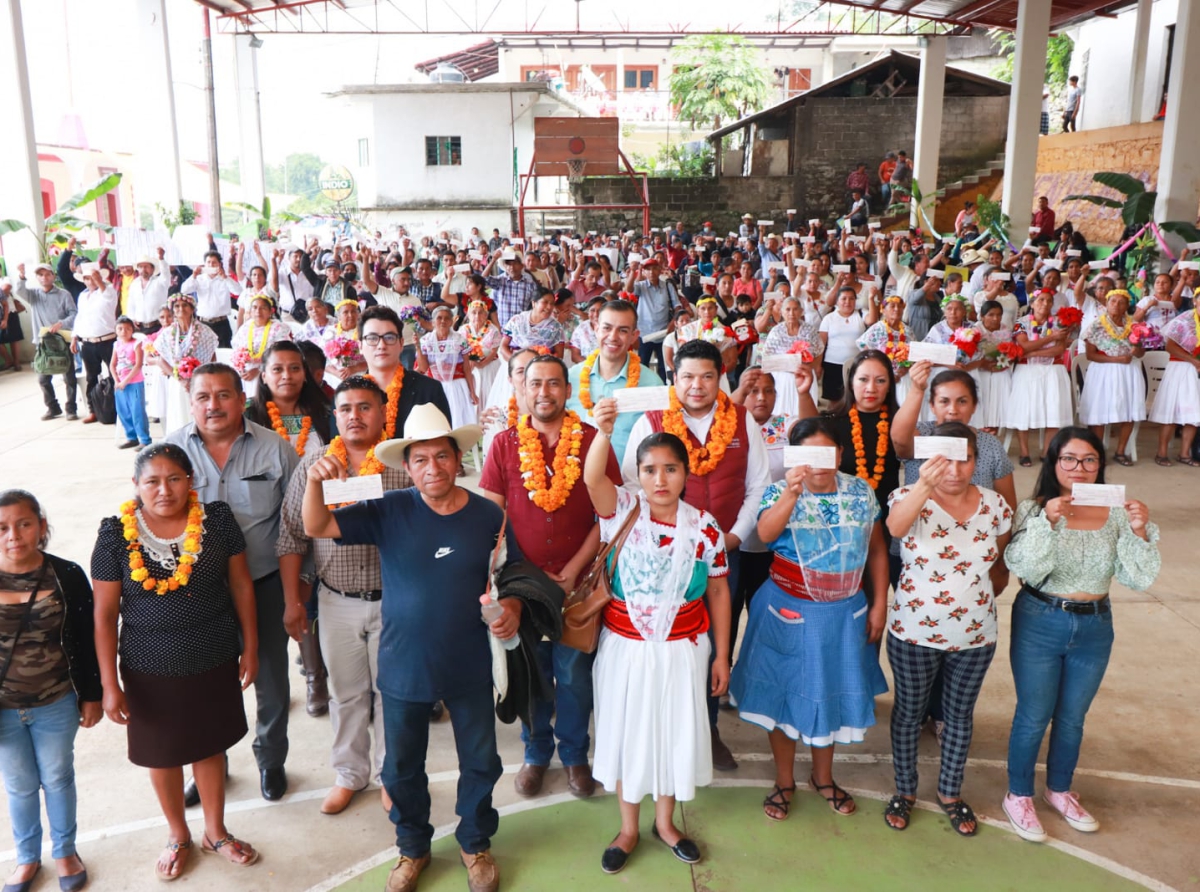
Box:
[480,354,622,801]
[1032,196,1057,243]
[666,236,688,271]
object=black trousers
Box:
[204,317,233,349]
[38,366,77,413]
[80,338,114,415]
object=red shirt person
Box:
[1033,196,1057,241]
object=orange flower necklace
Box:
[517,410,584,512]
[507,396,519,429]
[664,389,738,476]
[323,436,386,508]
[849,405,889,490]
[266,401,312,457]
[577,350,640,414]
[120,492,203,595]
[366,365,404,439]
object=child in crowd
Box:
[112,316,152,448]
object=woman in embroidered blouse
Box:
[884,422,1012,837]
[500,289,565,361]
[417,306,478,429]
[1005,289,1074,467]
[231,294,292,393]
[970,300,1015,433]
[857,295,913,405]
[155,294,219,436]
[1148,305,1200,467]
[583,417,730,876]
[763,296,824,416]
[1133,272,1180,332]
[1001,428,1159,843]
[297,297,336,344]
[1078,290,1145,466]
[731,417,888,822]
[569,296,605,363]
[462,298,503,409]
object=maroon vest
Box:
[645,403,750,533]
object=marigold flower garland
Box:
[121,493,203,595]
[849,405,889,490]
[664,389,738,476]
[507,396,519,429]
[517,410,584,512]
[267,401,312,457]
[577,350,640,413]
[366,366,405,439]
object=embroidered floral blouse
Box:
[1082,315,1137,358]
[1161,310,1199,354]
[503,311,565,350]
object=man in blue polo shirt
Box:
[566,298,664,463]
[302,405,520,892]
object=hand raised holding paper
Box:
[307,455,348,485]
[592,396,618,437]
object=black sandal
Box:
[1155,455,1173,467]
[938,798,979,837]
[1019,456,1033,467]
[884,795,914,831]
[762,783,796,822]
[1113,453,1134,467]
[810,774,855,815]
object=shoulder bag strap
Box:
[0,561,50,689]
[605,504,640,580]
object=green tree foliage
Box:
[630,143,715,178]
[991,31,1074,90]
[669,33,770,131]
[0,173,123,262]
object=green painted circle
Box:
[335,786,1143,891]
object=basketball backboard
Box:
[533,117,622,177]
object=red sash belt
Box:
[602,598,710,643]
[769,555,816,601]
[768,554,862,603]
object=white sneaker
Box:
[1003,793,1048,843]
[1044,789,1100,833]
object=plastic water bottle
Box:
[480,595,520,650]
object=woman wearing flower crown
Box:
[417,306,478,429]
[1078,289,1146,466]
[857,294,913,406]
[1148,299,1200,466]
[1004,289,1074,467]
[462,298,503,408]
[230,294,292,398]
[154,294,219,436]
[970,299,1016,433]
[91,444,261,880]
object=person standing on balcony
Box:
[1063,76,1082,132]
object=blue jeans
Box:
[381,686,502,857]
[0,693,80,864]
[1006,591,1114,797]
[115,380,151,444]
[521,641,594,767]
[400,344,417,371]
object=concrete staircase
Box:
[524,209,578,236]
[878,152,1006,233]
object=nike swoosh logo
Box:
[434,547,454,559]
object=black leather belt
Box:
[1020,584,1110,615]
[200,316,227,324]
[319,579,382,602]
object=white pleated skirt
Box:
[473,361,501,414]
[972,367,1013,429]
[1079,359,1147,425]
[592,627,712,804]
[163,378,192,436]
[439,378,477,429]
[1148,361,1200,426]
[484,368,513,413]
[1004,363,1074,430]
[770,370,819,416]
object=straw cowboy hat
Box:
[375,404,482,470]
[959,248,989,265]
[74,262,111,285]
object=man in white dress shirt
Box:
[71,263,120,423]
[181,251,241,347]
[124,250,170,335]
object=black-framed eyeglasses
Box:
[362,333,400,346]
[1057,455,1100,470]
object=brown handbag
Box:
[560,505,639,654]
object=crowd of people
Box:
[0,204,1179,891]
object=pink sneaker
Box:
[1003,793,1047,843]
[1043,789,1100,833]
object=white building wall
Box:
[1072,0,1177,129]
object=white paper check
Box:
[1088,260,1108,270]
[913,437,969,461]
[1188,240,1200,250]
[907,342,959,366]
[1065,249,1082,257]
[991,271,1012,281]
[1070,483,1126,507]
[761,353,804,373]
[323,474,384,505]
[783,445,837,469]
[758,219,775,226]
[831,264,851,273]
[700,276,717,286]
[613,386,671,414]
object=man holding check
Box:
[303,404,520,892]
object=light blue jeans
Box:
[1006,591,1114,797]
[0,693,81,864]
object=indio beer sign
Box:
[318,165,354,202]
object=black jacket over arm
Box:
[46,553,103,702]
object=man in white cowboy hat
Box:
[15,260,78,419]
[303,403,520,892]
[739,213,755,240]
[70,261,120,423]
[124,248,170,335]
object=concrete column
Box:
[1000,0,1052,227]
[0,0,45,263]
[1127,0,1153,124]
[1154,0,1200,225]
[912,35,946,228]
[233,34,266,208]
[136,0,184,218]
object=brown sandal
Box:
[1177,455,1200,467]
[1113,454,1134,467]
[155,838,192,882]
[201,834,259,866]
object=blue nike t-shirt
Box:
[334,488,522,702]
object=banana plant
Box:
[223,196,300,239]
[886,179,944,236]
[1065,172,1200,242]
[0,173,123,262]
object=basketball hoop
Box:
[566,158,587,184]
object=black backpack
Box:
[89,375,116,425]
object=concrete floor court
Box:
[0,366,1197,891]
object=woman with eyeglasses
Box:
[1001,428,1160,843]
